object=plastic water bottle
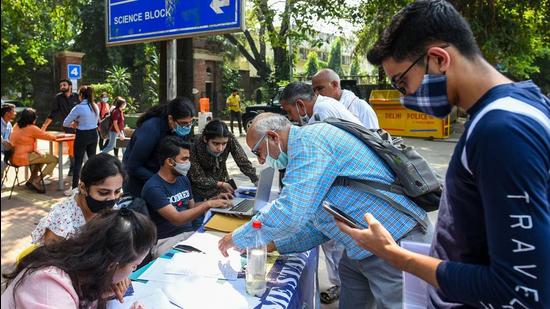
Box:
[246,220,267,297]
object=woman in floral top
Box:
[31,153,126,245]
[188,120,258,201]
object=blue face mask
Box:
[265,139,288,170]
[400,74,452,118]
[174,124,192,137]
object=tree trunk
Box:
[274,47,290,81]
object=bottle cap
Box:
[252,220,262,229]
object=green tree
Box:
[327,38,343,75]
[106,66,131,98]
[1,0,83,96]
[225,0,349,84]
[304,51,320,78]
[141,44,160,109]
[349,57,361,76]
[354,0,550,87]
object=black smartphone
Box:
[174,244,203,253]
[228,179,238,190]
[322,201,361,229]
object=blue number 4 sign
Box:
[67,64,81,79]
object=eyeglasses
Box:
[175,118,197,128]
[251,134,267,157]
[390,53,427,95]
[391,44,449,95]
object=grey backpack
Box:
[322,118,442,227]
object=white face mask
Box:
[102,97,109,103]
[173,161,191,175]
[295,104,310,126]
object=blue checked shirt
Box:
[232,123,427,259]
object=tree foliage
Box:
[349,57,361,76]
[106,66,131,98]
[354,0,550,88]
[328,38,344,76]
[304,51,320,78]
[1,0,83,95]
[224,0,349,87]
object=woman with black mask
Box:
[31,153,126,246]
[123,97,196,197]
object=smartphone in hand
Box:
[228,179,238,190]
[322,201,361,229]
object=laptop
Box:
[210,167,275,216]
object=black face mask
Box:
[85,194,118,213]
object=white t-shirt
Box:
[339,90,380,129]
[31,189,85,244]
[309,95,363,125]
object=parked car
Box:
[242,88,287,131]
[1,99,27,113]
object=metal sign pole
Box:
[166,39,177,101]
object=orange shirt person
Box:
[10,108,57,193]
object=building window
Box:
[342,55,351,65]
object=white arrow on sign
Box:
[210,0,230,14]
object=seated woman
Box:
[31,153,125,245]
[1,208,156,308]
[9,108,57,193]
[188,120,258,201]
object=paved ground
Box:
[1,124,458,306]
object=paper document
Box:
[401,241,431,308]
[138,249,241,281]
[137,258,182,283]
[106,283,175,309]
[175,231,224,254]
[167,251,240,280]
[163,277,260,309]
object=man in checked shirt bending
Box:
[219,113,433,308]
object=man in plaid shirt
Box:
[219,113,432,307]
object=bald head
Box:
[311,69,342,100]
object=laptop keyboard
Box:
[230,199,255,212]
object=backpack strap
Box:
[461,98,550,175]
[335,177,429,230]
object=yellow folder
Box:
[204,214,251,233]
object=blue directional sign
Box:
[67,64,82,79]
[106,0,244,46]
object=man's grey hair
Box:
[252,113,291,136]
[280,82,314,105]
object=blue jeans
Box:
[338,223,434,309]
[101,131,118,154]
